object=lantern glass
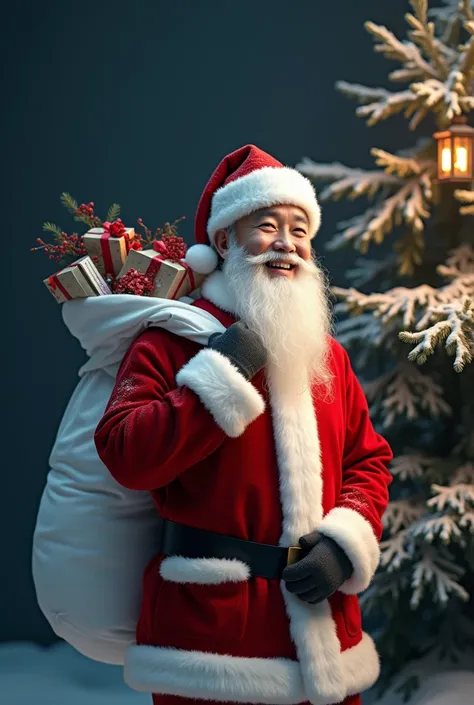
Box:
[434,117,474,182]
[453,136,471,178]
[438,137,452,179]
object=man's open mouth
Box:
[265,262,296,271]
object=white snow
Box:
[0,641,147,705]
[0,640,473,705]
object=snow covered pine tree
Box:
[298,0,474,698]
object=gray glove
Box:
[282,531,353,604]
[208,321,267,380]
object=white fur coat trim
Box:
[160,556,250,584]
[176,347,265,438]
[124,632,379,704]
[207,166,321,241]
[194,272,382,702]
[317,506,380,595]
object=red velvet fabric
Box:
[94,297,392,701]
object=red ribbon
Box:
[47,274,72,300]
[99,222,116,276]
[145,255,195,299]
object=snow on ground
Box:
[0,641,147,705]
[0,640,473,705]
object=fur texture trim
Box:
[201,270,237,315]
[317,506,380,595]
[124,632,379,704]
[160,556,250,584]
[176,348,265,438]
[207,166,321,241]
[185,244,219,275]
[196,275,381,699]
[268,370,345,702]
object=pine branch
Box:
[60,192,78,214]
[332,178,430,254]
[429,469,474,513]
[365,19,440,80]
[335,81,392,104]
[410,546,468,606]
[399,298,474,371]
[381,364,451,426]
[345,254,397,288]
[461,0,474,23]
[356,89,420,127]
[380,531,412,570]
[410,513,464,542]
[395,229,425,276]
[42,221,63,240]
[296,158,399,200]
[371,147,422,177]
[384,499,425,534]
[454,187,474,214]
[390,454,434,481]
[106,203,121,222]
[406,0,450,79]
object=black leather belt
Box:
[160,519,303,580]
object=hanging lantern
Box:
[433,115,474,183]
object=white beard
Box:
[222,241,333,394]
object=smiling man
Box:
[94,145,393,705]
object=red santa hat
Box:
[185,144,322,275]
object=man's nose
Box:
[273,231,296,253]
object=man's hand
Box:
[208,321,267,380]
[282,531,353,604]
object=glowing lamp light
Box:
[434,115,474,183]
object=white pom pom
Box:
[185,244,219,275]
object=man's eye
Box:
[260,222,276,229]
[294,228,307,236]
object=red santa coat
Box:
[94,271,393,705]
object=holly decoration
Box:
[31,193,186,275]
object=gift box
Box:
[83,224,135,277]
[44,255,112,304]
[118,248,204,299]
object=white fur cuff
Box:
[160,556,250,584]
[176,348,265,438]
[124,632,379,702]
[317,507,380,595]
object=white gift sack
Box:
[32,295,224,665]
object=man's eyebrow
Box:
[293,213,309,224]
[254,209,279,219]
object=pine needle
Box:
[106,203,121,222]
[60,192,78,214]
[42,221,63,239]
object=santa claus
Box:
[94,144,393,705]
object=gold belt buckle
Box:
[286,546,303,566]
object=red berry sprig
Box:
[31,232,88,263]
[112,268,154,296]
[74,201,101,228]
[76,202,95,218]
[136,216,186,251]
[153,233,187,261]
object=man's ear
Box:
[214,229,230,259]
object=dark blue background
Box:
[3,0,407,644]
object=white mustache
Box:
[244,250,315,273]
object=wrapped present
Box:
[44,255,112,304]
[118,248,204,300]
[83,222,135,277]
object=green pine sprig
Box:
[60,192,78,214]
[42,221,63,241]
[106,203,121,222]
